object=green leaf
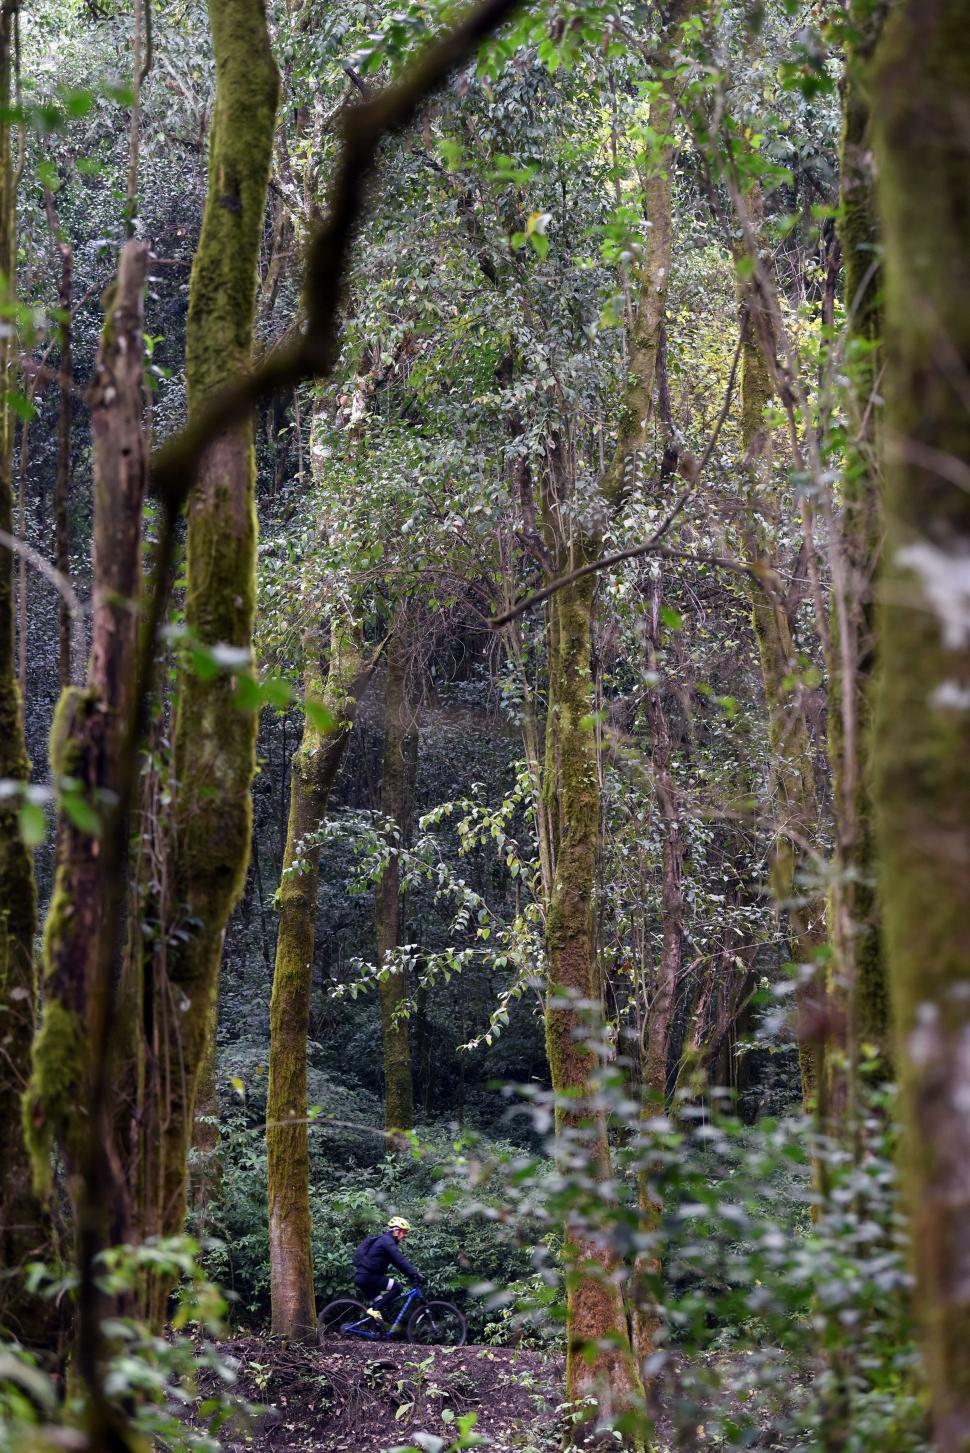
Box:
[18,800,46,847]
[62,793,102,837]
[261,677,293,709]
[3,389,37,423]
[233,673,262,712]
[305,699,338,734]
[660,604,683,631]
[37,159,61,193]
[63,88,94,118]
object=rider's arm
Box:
[387,1240,424,1284]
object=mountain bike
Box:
[317,1285,467,1347]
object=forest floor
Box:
[210,1332,562,1453]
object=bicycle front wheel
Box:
[406,1300,467,1347]
[318,1298,367,1341]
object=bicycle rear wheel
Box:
[318,1298,367,1341]
[406,1300,467,1347]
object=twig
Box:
[0,527,84,614]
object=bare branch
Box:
[489,537,754,629]
[0,527,84,615]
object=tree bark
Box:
[543,568,644,1430]
[25,240,149,1247]
[536,7,704,1423]
[376,625,416,1136]
[143,0,279,1286]
[0,0,52,1346]
[870,7,970,1449]
[267,618,375,1341]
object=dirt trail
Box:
[211,1333,562,1453]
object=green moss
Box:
[871,2,970,1434]
[267,619,369,1337]
[49,686,89,779]
[147,0,280,1262]
[23,998,85,1198]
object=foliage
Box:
[0,1240,251,1453]
[192,1098,537,1339]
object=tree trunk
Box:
[144,0,278,1283]
[827,1,889,1095]
[543,569,644,1431]
[0,2,51,1345]
[25,240,149,1246]
[267,619,375,1341]
[535,8,705,1425]
[870,8,970,1449]
[376,626,415,1136]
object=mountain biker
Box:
[353,1217,427,1323]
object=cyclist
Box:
[353,1217,427,1323]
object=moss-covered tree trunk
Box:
[25,240,149,1243]
[870,7,970,1447]
[827,2,889,1091]
[536,9,705,1424]
[0,0,51,1344]
[268,619,375,1341]
[376,626,415,1136]
[543,568,644,1432]
[145,0,278,1277]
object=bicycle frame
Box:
[340,1286,425,1340]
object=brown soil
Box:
[208,1333,563,1453]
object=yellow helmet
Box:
[387,1216,411,1232]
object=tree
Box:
[827,0,889,1088]
[734,235,828,1103]
[267,583,376,1340]
[26,241,149,1261]
[140,0,279,1294]
[871,3,970,1448]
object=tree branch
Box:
[489,537,755,628]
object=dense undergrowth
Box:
[1,1072,930,1453]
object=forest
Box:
[1,0,968,1450]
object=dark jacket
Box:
[354,1231,423,1285]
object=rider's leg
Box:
[357,1275,398,1322]
[372,1278,399,1313]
